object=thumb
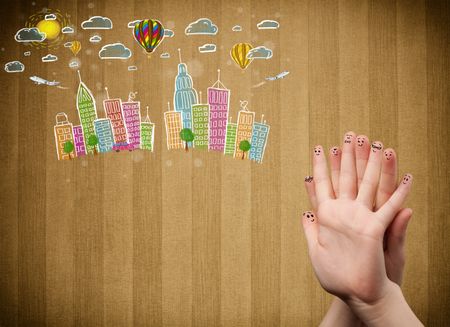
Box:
[301,211,319,252]
[386,208,413,251]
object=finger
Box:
[302,211,319,252]
[375,148,398,210]
[386,208,413,251]
[304,176,318,210]
[355,135,370,188]
[329,146,341,197]
[338,132,357,199]
[313,145,334,204]
[376,174,413,228]
[356,141,384,207]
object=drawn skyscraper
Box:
[224,116,237,156]
[94,118,114,153]
[103,87,128,147]
[174,48,198,147]
[249,114,270,164]
[140,106,155,152]
[76,71,98,154]
[191,91,209,150]
[54,112,75,160]
[164,102,184,150]
[208,69,230,151]
[234,100,255,159]
[122,92,141,150]
[73,125,86,157]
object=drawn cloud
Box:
[81,16,113,30]
[128,65,137,71]
[164,29,174,37]
[257,20,279,30]
[185,18,218,35]
[89,35,102,43]
[4,61,25,73]
[14,27,46,42]
[127,20,141,28]
[42,54,58,62]
[69,60,79,68]
[61,26,74,34]
[45,14,57,20]
[160,52,170,59]
[232,25,242,32]
[24,51,31,56]
[99,43,131,59]
[198,43,216,53]
[246,46,273,59]
[63,41,73,48]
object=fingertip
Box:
[330,146,341,157]
[356,135,369,148]
[302,211,317,224]
[401,173,413,186]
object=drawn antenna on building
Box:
[104,87,110,99]
[211,69,227,89]
[199,91,202,103]
[143,105,151,122]
[261,114,265,123]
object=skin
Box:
[302,132,422,326]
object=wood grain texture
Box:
[0,0,449,326]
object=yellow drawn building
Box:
[54,112,75,160]
[164,102,184,150]
[234,101,255,159]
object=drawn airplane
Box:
[29,76,68,89]
[265,71,290,81]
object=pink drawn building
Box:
[122,92,141,150]
[73,125,86,156]
[103,87,128,145]
[208,69,230,151]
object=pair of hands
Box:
[302,132,422,326]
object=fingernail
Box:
[330,146,340,156]
[303,211,315,223]
[402,173,413,184]
[314,146,322,156]
[305,176,313,183]
[344,133,353,144]
[371,141,383,153]
[384,149,394,160]
[356,136,367,147]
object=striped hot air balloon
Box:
[70,41,81,56]
[230,43,253,70]
[133,19,165,54]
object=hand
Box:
[301,131,413,304]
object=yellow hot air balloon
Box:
[230,43,253,70]
[70,41,81,56]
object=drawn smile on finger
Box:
[371,142,383,153]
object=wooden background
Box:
[0,0,449,326]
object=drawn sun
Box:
[25,8,70,49]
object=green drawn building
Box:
[192,102,209,149]
[76,71,98,154]
[224,120,237,156]
[140,108,155,152]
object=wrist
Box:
[345,281,423,327]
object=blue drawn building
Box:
[249,115,270,164]
[174,49,198,146]
[94,118,114,153]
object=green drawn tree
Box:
[180,128,195,152]
[87,135,99,155]
[63,140,75,160]
[239,140,251,160]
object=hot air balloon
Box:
[70,41,81,56]
[230,43,253,70]
[133,19,165,54]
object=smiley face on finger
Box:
[384,150,394,160]
[344,134,352,144]
[402,174,412,184]
[331,147,340,156]
[305,176,314,183]
[314,146,322,156]
[357,137,365,147]
[303,211,315,223]
[371,142,383,153]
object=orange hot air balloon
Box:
[230,43,253,70]
[70,41,81,56]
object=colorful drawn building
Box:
[224,117,237,156]
[103,87,128,145]
[174,49,198,147]
[191,91,209,150]
[73,125,86,157]
[164,102,184,150]
[140,106,155,152]
[76,71,98,154]
[249,115,270,164]
[122,92,141,150]
[54,112,75,160]
[234,101,255,159]
[208,70,230,151]
[94,118,114,153]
